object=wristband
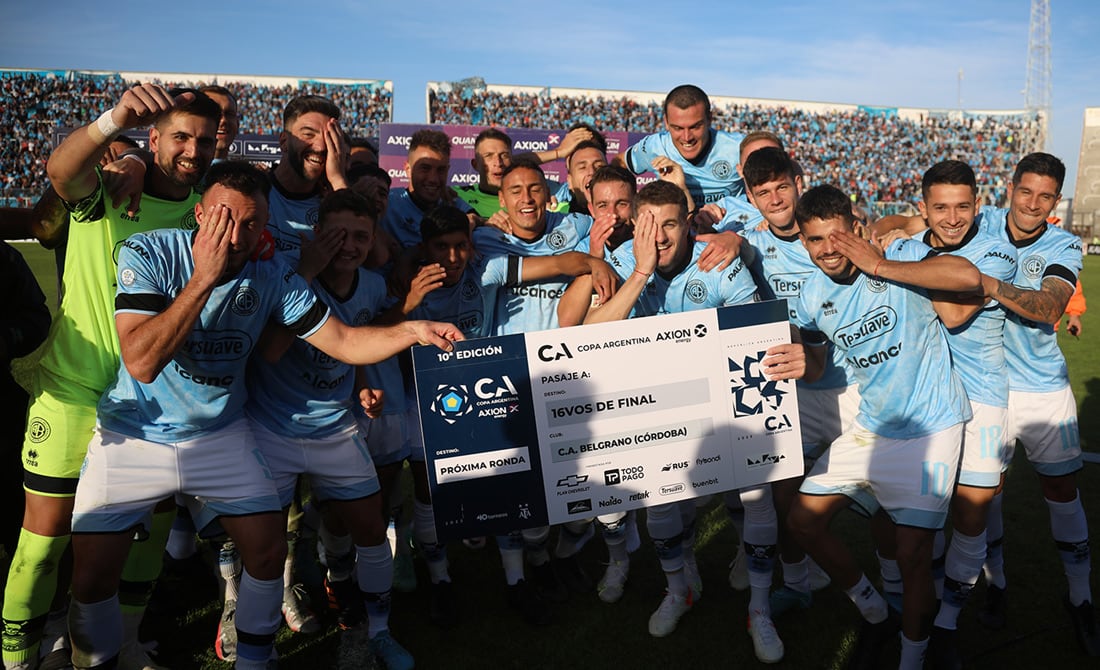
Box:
[873,259,883,278]
[88,108,122,144]
[633,269,651,280]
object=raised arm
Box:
[584,211,658,324]
[830,229,981,294]
[303,317,462,365]
[48,84,185,203]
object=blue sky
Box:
[2,0,1097,191]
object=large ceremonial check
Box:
[412,300,803,542]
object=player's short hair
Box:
[795,184,854,227]
[198,84,237,108]
[474,127,512,151]
[588,165,636,194]
[1013,152,1065,192]
[663,84,711,120]
[155,88,221,129]
[500,158,546,184]
[319,188,378,225]
[409,129,451,158]
[421,204,470,241]
[347,162,391,187]
[283,95,341,128]
[921,160,977,199]
[204,160,271,200]
[743,146,798,190]
[567,122,607,155]
[566,141,607,169]
[634,180,687,219]
[739,130,784,156]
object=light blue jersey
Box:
[381,189,472,250]
[921,225,1017,407]
[605,239,757,316]
[741,227,852,390]
[473,211,593,335]
[624,129,746,205]
[247,268,388,438]
[977,206,1082,392]
[794,238,971,439]
[266,179,321,262]
[102,229,329,442]
[360,288,407,420]
[710,194,765,233]
[408,254,521,339]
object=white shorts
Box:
[72,419,281,534]
[798,384,860,461]
[1006,387,1082,476]
[357,412,410,467]
[958,401,1010,488]
[800,421,962,529]
[251,419,380,507]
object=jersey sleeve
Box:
[1043,233,1083,287]
[62,168,107,223]
[624,134,660,175]
[976,241,1018,283]
[719,258,759,306]
[274,266,329,338]
[605,240,637,281]
[477,253,522,288]
[114,233,170,315]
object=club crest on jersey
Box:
[306,208,320,227]
[686,279,708,304]
[231,286,260,316]
[712,160,733,180]
[1021,254,1045,279]
[866,276,888,293]
[27,418,51,444]
[547,230,568,250]
[461,279,480,301]
[120,268,136,287]
[180,211,197,230]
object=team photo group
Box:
[1,79,1096,670]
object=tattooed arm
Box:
[982,274,1074,325]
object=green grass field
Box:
[6,242,1099,669]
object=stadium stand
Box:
[1074,107,1100,245]
[428,80,1043,218]
[0,69,392,206]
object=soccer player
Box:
[470,160,605,622]
[692,131,780,234]
[786,184,981,670]
[871,160,1018,667]
[266,95,350,258]
[975,153,1098,656]
[246,189,416,669]
[618,84,746,208]
[66,161,460,670]
[736,147,852,624]
[456,127,513,218]
[198,85,240,162]
[2,84,221,670]
[381,129,472,251]
[584,180,805,662]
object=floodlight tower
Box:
[1024,0,1052,150]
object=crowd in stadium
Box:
[0,70,391,206]
[429,86,1040,209]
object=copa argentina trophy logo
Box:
[430,384,474,424]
